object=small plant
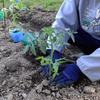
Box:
[23,27,77,78]
[8,0,28,30]
[1,0,33,38]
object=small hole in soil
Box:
[13,30,20,33]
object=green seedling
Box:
[8,0,29,30]
[1,0,33,38]
[30,6,33,10]
[23,27,77,79]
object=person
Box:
[39,0,100,88]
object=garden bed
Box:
[0,7,100,100]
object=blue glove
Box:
[49,62,82,88]
[40,50,61,78]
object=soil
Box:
[0,7,100,100]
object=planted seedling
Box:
[8,0,29,30]
[23,27,77,79]
[1,0,33,37]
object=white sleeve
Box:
[46,0,80,52]
[77,47,100,81]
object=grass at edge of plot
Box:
[0,0,64,11]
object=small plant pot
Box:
[16,0,19,3]
[0,11,2,20]
[9,29,23,42]
[21,32,37,45]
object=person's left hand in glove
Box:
[39,50,61,78]
[49,62,82,88]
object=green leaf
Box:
[4,14,7,18]
[52,73,57,79]
[57,61,67,64]
[42,57,52,62]
[59,34,65,47]
[15,16,19,19]
[20,27,22,31]
[23,45,29,53]
[41,59,50,66]
[9,25,13,29]
[9,13,13,17]
[11,17,14,21]
[36,56,44,60]
[70,34,75,42]
[40,59,45,64]
[40,46,46,54]
[40,61,50,66]
[30,44,36,56]
[39,42,46,54]
[30,6,33,10]
[40,32,47,39]
[52,37,57,43]
[56,33,59,36]
[43,42,49,48]
[34,32,39,37]
[15,12,19,15]
[64,42,70,45]
[53,62,59,72]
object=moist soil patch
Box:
[0,7,100,100]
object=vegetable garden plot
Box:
[0,7,100,100]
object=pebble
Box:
[42,79,48,86]
[35,84,43,93]
[16,83,20,87]
[51,92,55,96]
[56,92,61,98]
[8,77,18,88]
[84,86,95,94]
[6,60,20,72]
[0,46,6,51]
[42,89,50,95]
[0,28,4,31]
[96,87,100,92]
[50,86,58,91]
[25,76,32,80]
[22,93,27,99]
[2,80,7,85]
[8,94,13,100]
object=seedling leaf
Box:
[30,44,36,56]
[59,34,65,47]
[40,42,46,54]
[36,56,44,60]
[23,45,29,53]
[30,6,33,10]
[35,32,39,37]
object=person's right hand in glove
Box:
[48,62,82,88]
[39,50,61,78]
